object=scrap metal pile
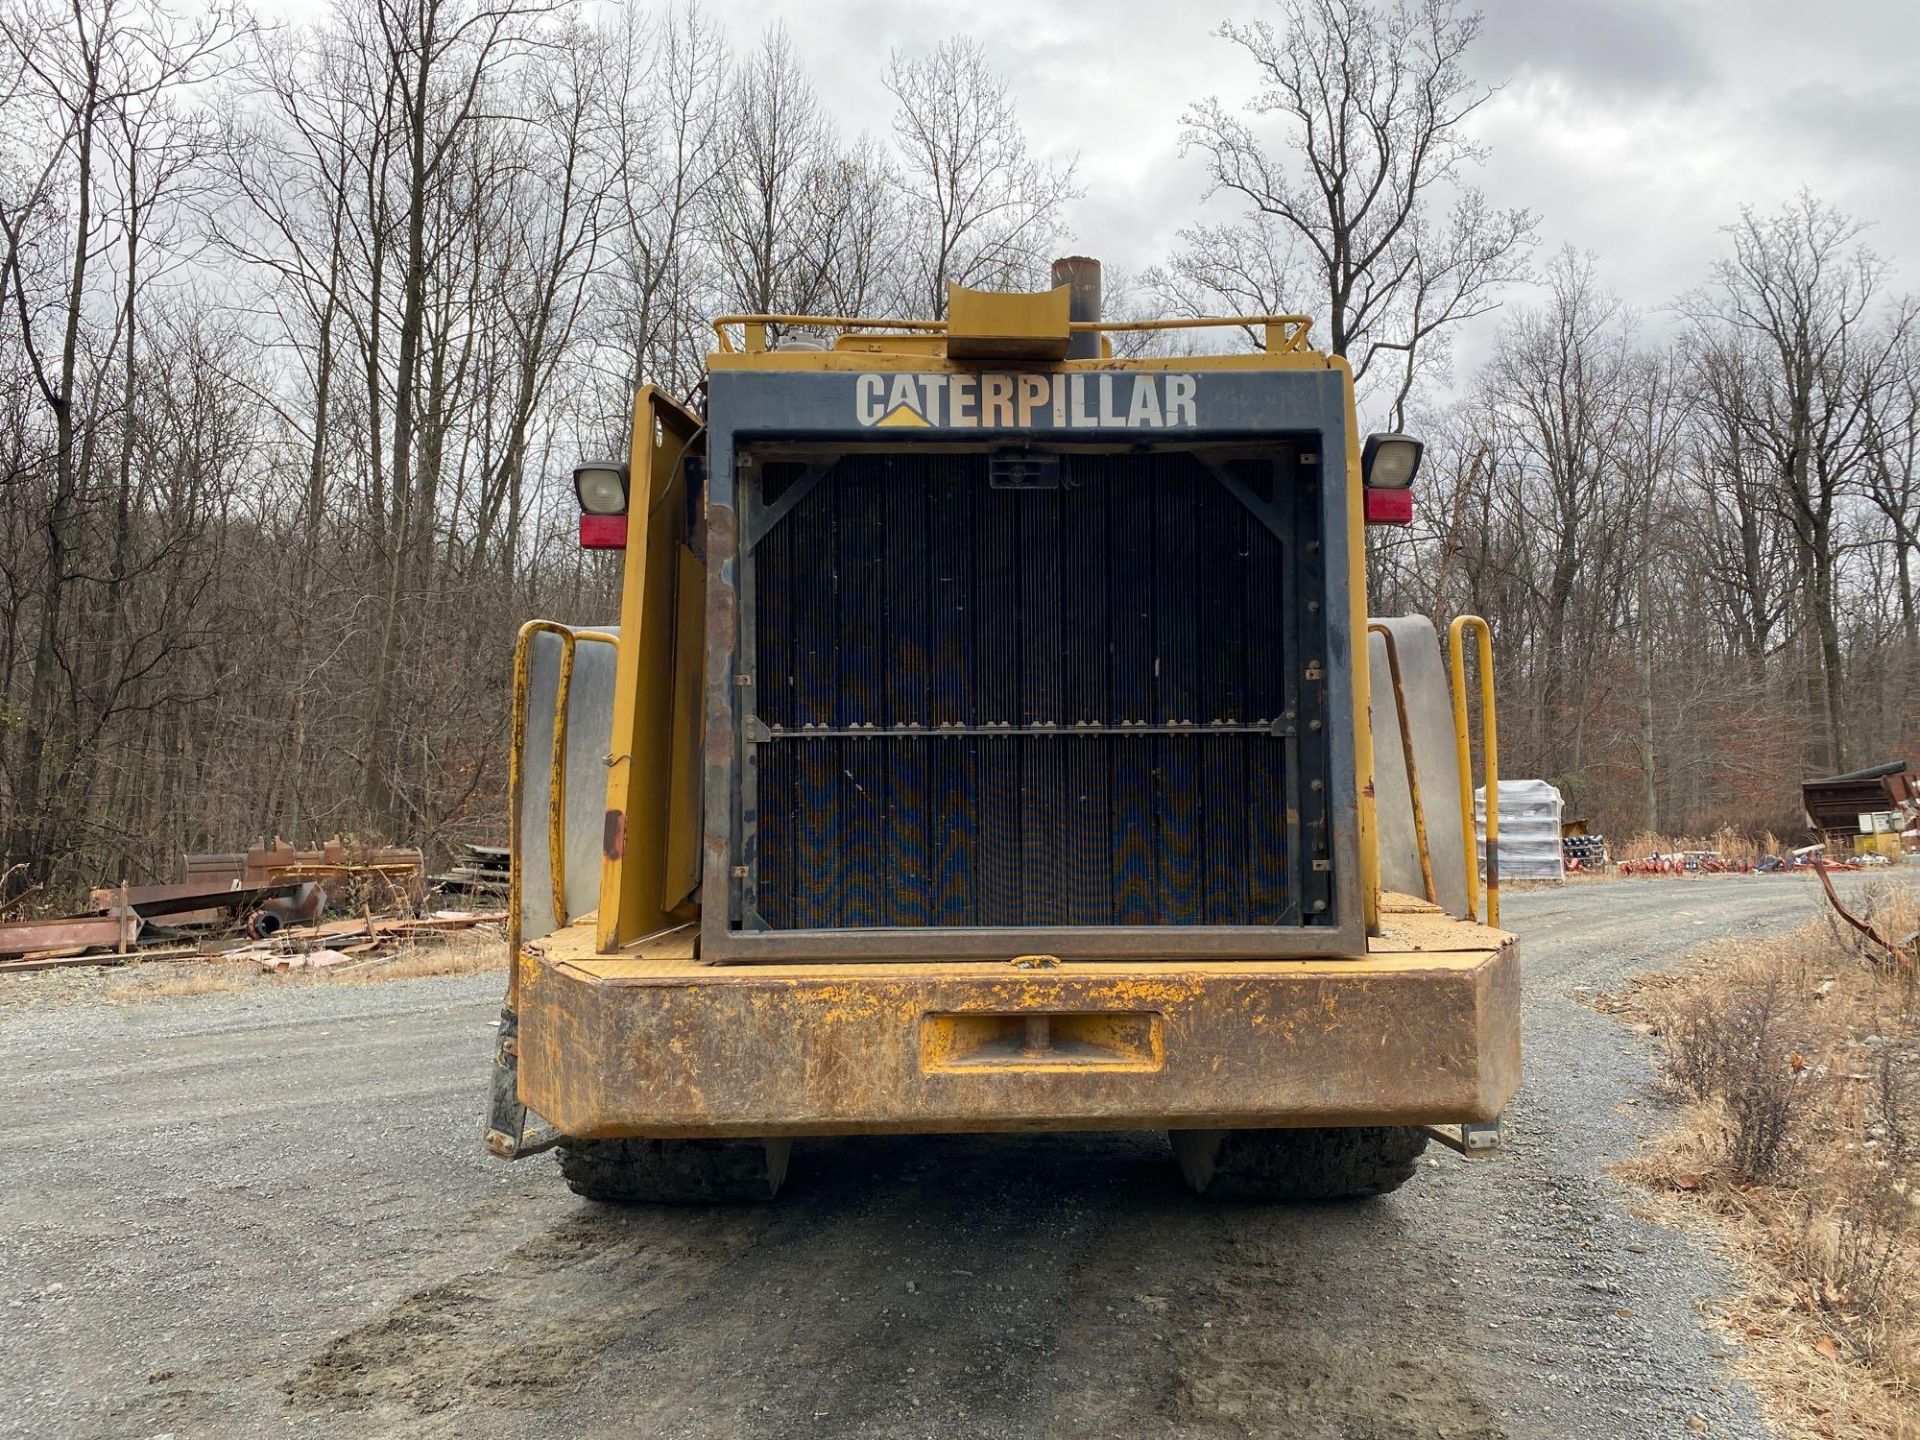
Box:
[1618,851,1758,876]
[0,839,501,974]
[220,909,506,973]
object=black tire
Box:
[1170,1125,1428,1200]
[557,1137,792,1204]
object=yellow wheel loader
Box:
[484,257,1517,1203]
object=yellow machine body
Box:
[492,284,1515,1153]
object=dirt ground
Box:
[0,876,1900,1440]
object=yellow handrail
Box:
[1447,616,1499,927]
[507,622,620,973]
[711,314,946,353]
[711,312,1314,356]
[1368,623,1438,905]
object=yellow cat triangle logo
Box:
[876,403,929,428]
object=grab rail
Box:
[1447,616,1499,927]
[711,312,1315,356]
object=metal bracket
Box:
[483,1004,563,1160]
[1423,1118,1502,1156]
[744,458,835,551]
[1197,457,1292,543]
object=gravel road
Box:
[0,876,1890,1440]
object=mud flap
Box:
[483,1004,563,1159]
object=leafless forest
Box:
[1,0,1915,902]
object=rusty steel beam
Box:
[0,914,139,957]
[87,879,298,919]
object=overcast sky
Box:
[713,0,1920,375]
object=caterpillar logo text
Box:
[855,372,1199,430]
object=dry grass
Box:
[0,927,509,1008]
[114,968,241,1000]
[1613,828,1789,864]
[1611,883,1920,1439]
[335,932,507,983]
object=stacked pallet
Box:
[431,843,511,899]
[1475,780,1566,881]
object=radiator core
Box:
[742,447,1332,932]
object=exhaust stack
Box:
[1052,255,1102,359]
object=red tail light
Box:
[1364,487,1413,525]
[579,513,628,549]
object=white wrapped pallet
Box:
[1475,779,1565,882]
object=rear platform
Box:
[516,898,1518,1141]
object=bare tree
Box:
[1175,0,1534,424]
[884,36,1078,318]
[344,0,561,833]
[210,19,368,836]
[1144,215,1307,351]
[806,130,902,318]
[1619,341,1688,833]
[0,0,245,894]
[1682,193,1914,771]
[1476,249,1642,777]
[1367,192,1920,839]
[1680,331,1797,679]
[1860,326,1920,666]
[600,0,728,399]
[705,23,835,329]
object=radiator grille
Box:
[745,449,1330,930]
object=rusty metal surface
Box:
[1052,257,1103,361]
[1801,759,1917,833]
[517,912,1520,1140]
[85,879,299,919]
[0,915,137,956]
[184,842,425,892]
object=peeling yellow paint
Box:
[516,913,1521,1138]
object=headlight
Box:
[574,460,630,515]
[1361,433,1423,490]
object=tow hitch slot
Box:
[920,1011,1163,1072]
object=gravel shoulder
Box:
[0,876,1877,1439]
